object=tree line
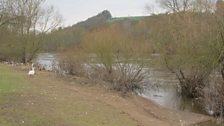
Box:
[0,0,62,63]
[154,0,224,117]
[56,0,224,118]
[1,0,224,119]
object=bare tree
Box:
[37,6,62,33]
[158,0,193,13]
[0,0,17,27]
[0,0,62,63]
[155,0,224,117]
[192,0,216,13]
[158,0,216,13]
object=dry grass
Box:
[0,64,213,126]
[0,64,139,126]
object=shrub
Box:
[57,25,149,94]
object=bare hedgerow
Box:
[58,57,85,76]
[203,71,224,117]
[111,62,147,93]
[57,25,150,94]
[88,58,148,93]
[82,26,150,94]
[55,46,87,77]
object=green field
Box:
[0,65,25,94]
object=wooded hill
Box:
[43,10,151,51]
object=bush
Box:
[83,26,149,93]
[58,57,85,76]
[88,59,147,93]
[203,72,224,117]
[57,25,149,94]
[56,47,87,77]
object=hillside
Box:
[42,10,149,51]
[73,10,112,30]
[72,10,148,29]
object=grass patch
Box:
[0,64,140,126]
[0,64,25,94]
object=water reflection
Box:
[141,85,182,109]
[141,68,205,113]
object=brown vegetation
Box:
[1,64,213,126]
[54,0,224,119]
[2,0,224,122]
[155,0,224,119]
[0,0,62,63]
[57,24,150,93]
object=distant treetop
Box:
[216,0,224,14]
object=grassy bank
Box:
[0,64,25,94]
[0,64,213,126]
[0,64,139,126]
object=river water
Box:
[140,68,204,112]
[35,53,197,111]
[35,53,221,125]
[35,53,57,71]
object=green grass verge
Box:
[0,64,25,94]
[0,64,139,126]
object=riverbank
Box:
[0,64,213,126]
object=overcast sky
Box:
[45,0,161,26]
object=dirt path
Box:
[1,65,213,126]
[63,79,212,126]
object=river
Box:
[35,53,57,71]
[35,53,222,125]
[35,53,199,111]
